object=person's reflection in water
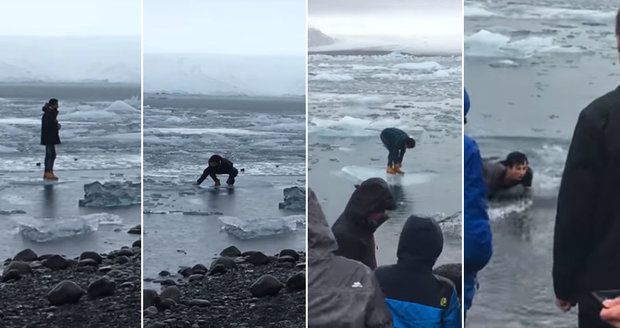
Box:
[42,184,56,218]
[389,184,411,215]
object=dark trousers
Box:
[204,167,238,185]
[380,134,399,166]
[44,145,56,171]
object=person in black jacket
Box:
[375,216,461,327]
[380,128,415,175]
[308,189,392,328]
[331,178,396,269]
[553,11,620,326]
[194,155,239,187]
[41,98,61,180]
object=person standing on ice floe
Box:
[379,128,415,175]
[41,98,61,181]
[463,89,492,317]
[194,154,239,187]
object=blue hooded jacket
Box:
[375,216,461,328]
[464,90,492,273]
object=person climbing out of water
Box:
[463,89,493,316]
[483,151,533,199]
[308,189,393,328]
[41,98,61,181]
[331,177,396,270]
[194,155,238,187]
[379,128,415,175]
[375,215,461,327]
[553,9,620,326]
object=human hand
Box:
[601,298,620,327]
[555,298,572,312]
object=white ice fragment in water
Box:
[15,213,122,242]
[219,215,305,240]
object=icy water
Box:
[465,0,619,326]
[0,83,141,259]
[143,94,305,283]
[308,52,462,267]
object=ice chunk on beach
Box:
[79,181,141,208]
[219,215,305,240]
[278,187,305,211]
[15,213,122,243]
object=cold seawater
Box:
[465,0,619,326]
[0,83,141,259]
[308,52,462,267]
[143,94,306,284]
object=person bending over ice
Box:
[375,216,461,327]
[194,155,239,187]
[380,128,416,175]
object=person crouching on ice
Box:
[194,155,239,187]
[380,128,415,175]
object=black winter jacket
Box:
[332,178,396,269]
[553,87,620,313]
[41,103,60,145]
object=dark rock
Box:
[120,282,135,289]
[241,251,258,257]
[79,251,102,264]
[220,246,241,257]
[278,255,297,263]
[159,270,170,277]
[159,298,176,310]
[186,299,210,307]
[38,254,54,261]
[191,264,207,275]
[76,266,97,273]
[160,279,176,286]
[278,186,305,211]
[99,266,113,273]
[47,281,85,305]
[160,286,181,303]
[132,240,141,248]
[178,267,192,277]
[189,274,204,282]
[128,225,141,234]
[144,289,160,309]
[210,257,236,270]
[145,306,158,316]
[249,275,284,297]
[208,264,226,275]
[1,269,21,282]
[279,249,300,261]
[275,262,295,269]
[116,256,130,264]
[117,249,133,257]
[5,261,32,275]
[286,272,305,291]
[246,252,270,266]
[42,255,69,271]
[13,249,38,262]
[87,277,116,298]
[77,259,99,267]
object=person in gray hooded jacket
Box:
[308,189,392,328]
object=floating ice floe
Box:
[16,213,123,243]
[219,215,305,240]
[278,187,305,211]
[79,181,141,208]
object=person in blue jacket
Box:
[375,215,461,327]
[464,89,493,314]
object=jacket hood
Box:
[309,189,338,258]
[341,178,396,229]
[396,215,443,267]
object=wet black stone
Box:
[220,246,241,257]
[47,281,85,305]
[87,277,116,298]
[246,252,270,266]
[286,272,305,291]
[209,257,236,270]
[249,275,283,297]
[13,249,38,262]
[1,269,21,282]
[144,289,160,309]
[79,251,102,264]
[208,264,226,276]
[42,255,69,271]
[191,264,207,275]
[279,249,300,261]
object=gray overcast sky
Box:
[144,0,305,55]
[0,0,140,36]
[309,0,461,41]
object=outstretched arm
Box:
[396,146,406,164]
[196,167,212,185]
